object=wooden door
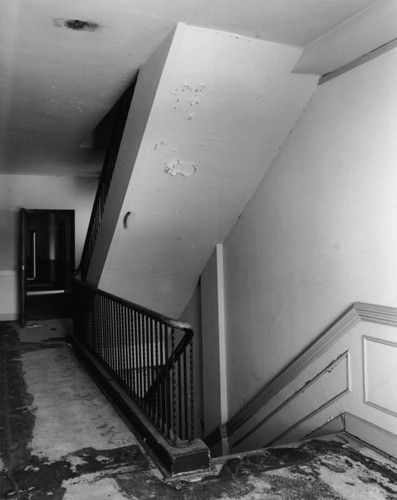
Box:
[19,209,75,322]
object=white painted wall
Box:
[201,248,222,436]
[230,309,397,458]
[93,23,317,318]
[222,47,397,418]
[87,27,177,285]
[201,245,230,449]
[0,175,97,319]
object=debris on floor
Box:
[1,320,396,499]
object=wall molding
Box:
[232,350,351,448]
[355,302,397,326]
[319,38,397,85]
[265,387,349,448]
[303,414,345,441]
[205,302,397,449]
[363,336,397,418]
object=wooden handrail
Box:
[73,278,193,333]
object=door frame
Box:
[19,209,75,326]
[19,209,27,327]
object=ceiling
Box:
[0,0,378,177]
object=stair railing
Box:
[72,279,195,445]
[79,82,135,281]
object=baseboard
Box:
[303,414,345,440]
[0,314,18,321]
[345,412,397,460]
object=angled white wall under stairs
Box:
[87,23,318,318]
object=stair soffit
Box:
[95,24,319,317]
[293,0,397,76]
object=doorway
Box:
[19,209,75,326]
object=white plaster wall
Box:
[230,318,397,457]
[0,175,97,319]
[87,27,177,285]
[95,23,317,317]
[223,48,397,417]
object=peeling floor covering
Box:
[1,320,396,499]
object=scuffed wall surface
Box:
[0,175,97,318]
[223,48,397,417]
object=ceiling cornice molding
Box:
[293,0,397,76]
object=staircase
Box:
[84,23,318,318]
[70,278,209,475]
[2,320,397,498]
[74,58,210,476]
[205,302,397,462]
[73,22,321,475]
[73,22,397,479]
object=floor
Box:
[1,320,396,499]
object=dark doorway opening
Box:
[19,209,75,325]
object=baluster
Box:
[160,323,166,435]
[72,280,195,447]
[131,310,137,399]
[112,301,116,374]
[190,338,194,441]
[171,328,177,444]
[143,315,148,411]
[164,326,170,440]
[99,296,108,362]
[99,294,104,358]
[116,302,120,381]
[106,297,111,369]
[110,300,114,372]
[121,305,127,391]
[125,307,131,395]
[92,292,96,353]
[179,341,183,440]
[94,295,102,354]
[138,312,143,403]
[149,318,155,420]
[154,320,160,427]
[90,291,95,350]
[112,301,117,373]
[106,296,111,367]
[118,302,123,382]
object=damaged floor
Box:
[0,320,396,499]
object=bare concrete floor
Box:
[0,320,156,499]
[1,320,396,499]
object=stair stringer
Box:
[222,303,397,459]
